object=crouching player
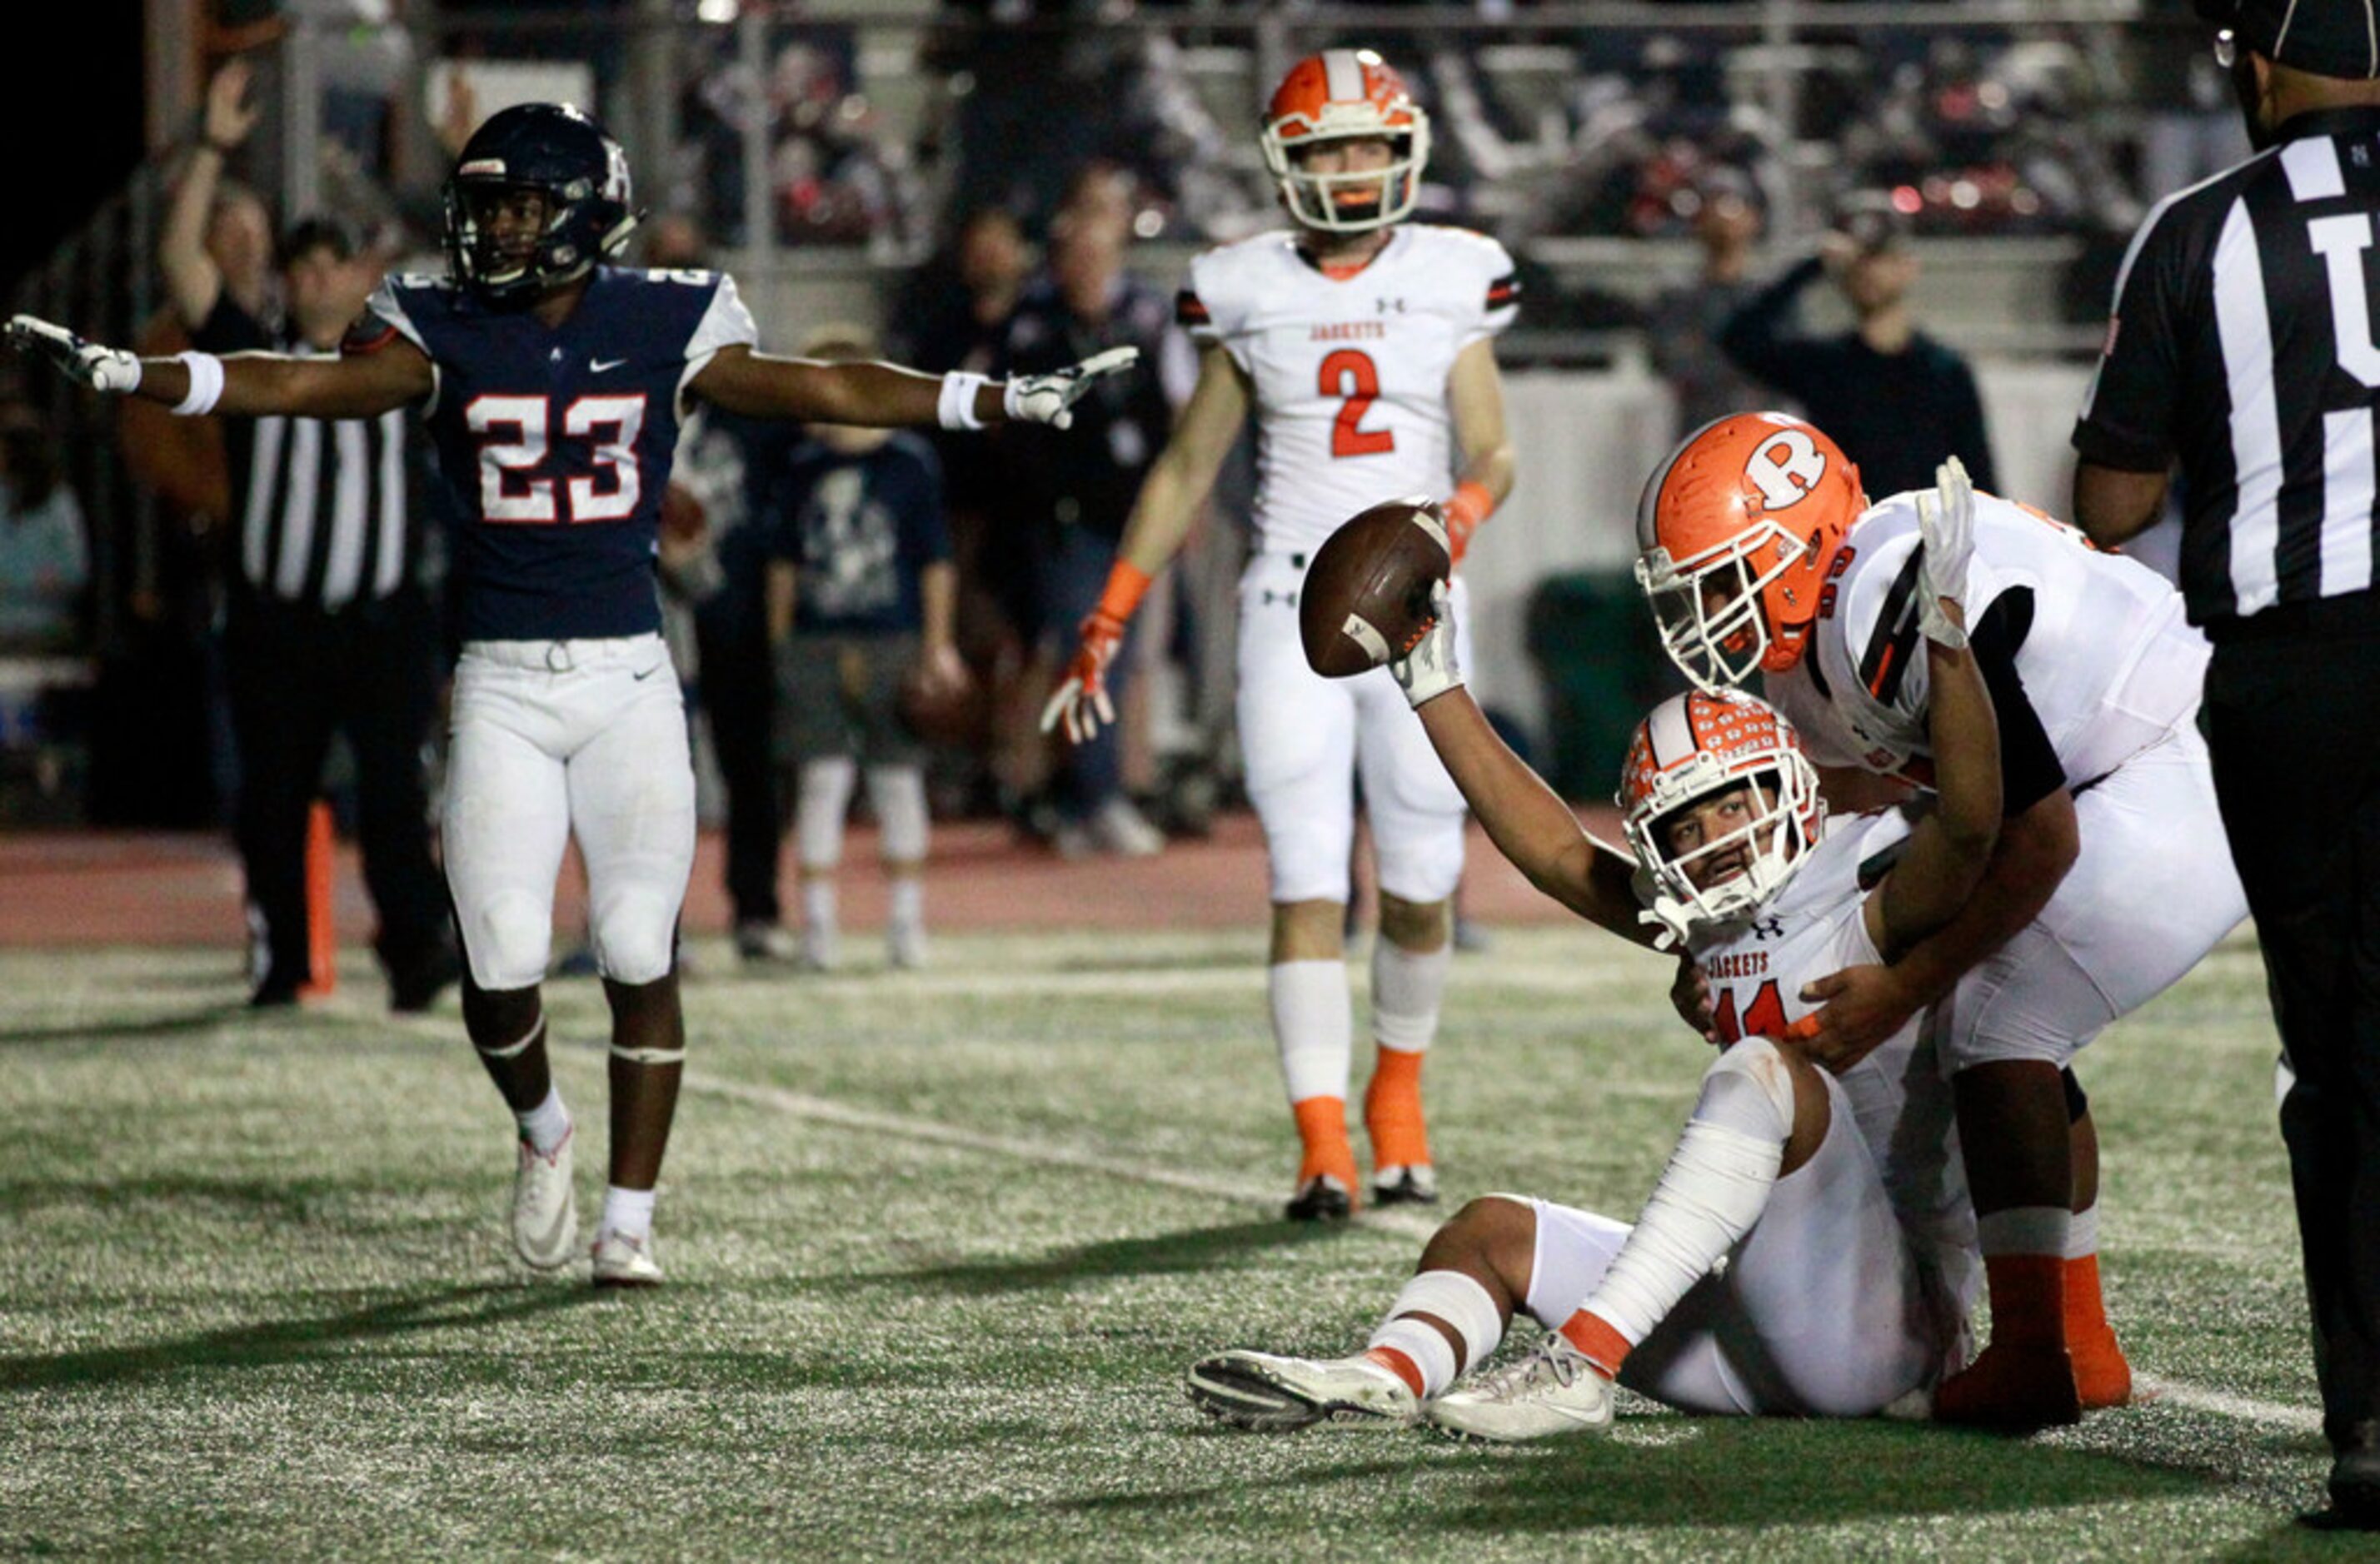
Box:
[1188,464,1997,1435]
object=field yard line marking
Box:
[2133,1377,2323,1434]
[666,1067,1445,1242]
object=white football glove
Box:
[1004,345,1140,430]
[1390,580,1464,710]
[7,314,142,394]
[1913,456,1974,650]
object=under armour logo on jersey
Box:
[1747,915,1785,941]
[1376,297,1405,315]
[1744,429,1827,511]
[1260,589,1300,607]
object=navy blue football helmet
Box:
[442,103,639,306]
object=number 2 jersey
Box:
[1177,224,1518,552]
[359,265,759,642]
[1686,809,1978,1321]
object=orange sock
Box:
[1982,1253,2068,1349]
[1363,1346,1426,1397]
[1363,1045,1430,1171]
[2063,1252,2110,1341]
[1292,1095,1358,1188]
[1557,1310,1630,1378]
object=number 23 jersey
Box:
[1178,225,1517,554]
[361,265,759,642]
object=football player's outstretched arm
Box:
[689,342,1138,431]
[1040,344,1250,743]
[1396,587,1653,945]
[8,314,432,417]
[1867,465,2001,961]
[1439,340,1515,565]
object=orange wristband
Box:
[1444,481,1495,531]
[1095,560,1153,624]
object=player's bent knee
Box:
[459,890,555,991]
[1698,1035,1804,1139]
[591,895,679,985]
[1375,832,1464,909]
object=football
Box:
[1298,496,1453,679]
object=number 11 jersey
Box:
[1178,225,1517,553]
[361,265,758,641]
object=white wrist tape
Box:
[937,371,989,431]
[172,351,224,416]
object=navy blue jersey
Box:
[764,433,949,635]
[361,266,758,641]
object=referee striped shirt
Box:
[192,296,417,610]
[2074,106,2380,628]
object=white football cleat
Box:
[591,1228,665,1288]
[511,1124,577,1272]
[1425,1331,1615,1443]
[1185,1350,1419,1432]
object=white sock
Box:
[600,1185,656,1243]
[867,765,929,863]
[515,1086,571,1156]
[1978,1206,2072,1258]
[1371,937,1452,1053]
[2065,1203,2099,1261]
[801,878,838,936]
[1270,959,1352,1105]
[796,756,858,871]
[888,875,924,931]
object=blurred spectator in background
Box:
[646,214,802,965]
[0,399,88,653]
[764,327,962,970]
[1643,164,1771,437]
[767,37,916,252]
[994,164,1190,858]
[162,61,453,1011]
[1719,190,1998,498]
[889,207,1032,807]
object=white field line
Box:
[2133,1377,2323,1435]
[645,1054,2327,1434]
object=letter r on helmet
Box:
[1744,430,1826,511]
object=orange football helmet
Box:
[1618,689,1824,945]
[1260,49,1430,233]
[1634,412,1866,693]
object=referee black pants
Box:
[224,590,447,995]
[2205,627,2380,1452]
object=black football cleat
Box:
[1372,1164,1440,1207]
[1284,1173,1354,1223]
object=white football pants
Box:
[443,634,696,991]
[1235,552,1470,904]
[1519,1069,1967,1417]
[1943,720,2248,1070]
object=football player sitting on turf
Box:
[8,102,1135,1289]
[1189,461,1997,1437]
[1638,415,2245,1422]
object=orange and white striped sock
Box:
[1557,1309,1630,1379]
[1976,1207,2072,1351]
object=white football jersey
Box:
[1180,224,1518,553]
[1687,809,1974,1310]
[1766,490,2209,788]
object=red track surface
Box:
[0,809,1621,949]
